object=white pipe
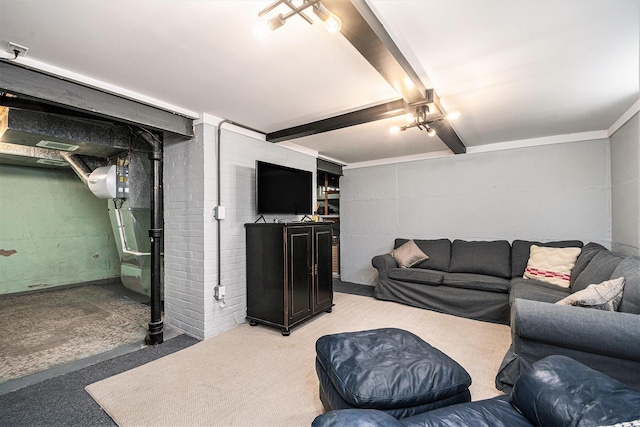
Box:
[113,201,151,257]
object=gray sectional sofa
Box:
[372,238,640,390]
[372,238,583,324]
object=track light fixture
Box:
[390,104,460,137]
[253,0,342,41]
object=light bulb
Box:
[252,15,284,41]
[313,3,342,34]
[389,126,401,134]
[323,12,342,34]
[446,111,461,121]
[252,20,271,41]
[404,113,415,123]
[426,126,436,137]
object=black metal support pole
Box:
[135,128,164,345]
[147,146,164,345]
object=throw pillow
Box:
[390,240,429,268]
[524,245,582,288]
[556,277,625,311]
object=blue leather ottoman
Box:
[315,328,472,419]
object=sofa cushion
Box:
[511,355,640,427]
[611,256,640,314]
[443,273,510,293]
[569,242,606,286]
[523,245,582,288]
[395,239,451,272]
[389,268,444,285]
[557,277,625,311]
[391,240,429,268]
[511,240,583,278]
[449,240,511,279]
[572,250,625,293]
[509,278,570,305]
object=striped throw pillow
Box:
[524,245,582,288]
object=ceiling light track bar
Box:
[254,0,342,39]
[266,99,406,143]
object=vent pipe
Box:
[60,152,90,185]
[133,128,164,346]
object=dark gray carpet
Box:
[333,279,375,297]
[0,334,198,427]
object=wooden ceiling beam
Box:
[268,0,466,154]
[266,99,406,143]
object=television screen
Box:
[256,161,313,215]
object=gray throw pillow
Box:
[390,240,429,268]
[556,277,625,311]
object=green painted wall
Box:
[0,164,121,295]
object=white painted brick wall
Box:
[163,122,316,339]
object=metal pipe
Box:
[215,120,262,296]
[60,152,90,185]
[217,121,228,293]
[134,128,164,345]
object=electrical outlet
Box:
[214,206,226,220]
[215,285,226,301]
[7,42,28,57]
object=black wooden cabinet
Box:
[245,223,333,335]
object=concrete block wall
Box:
[0,165,121,295]
[611,112,640,256]
[340,139,612,285]
[163,119,316,339]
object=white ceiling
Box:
[0,0,638,165]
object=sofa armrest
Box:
[371,253,398,280]
[511,298,640,362]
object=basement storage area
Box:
[0,86,185,387]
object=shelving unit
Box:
[317,171,340,277]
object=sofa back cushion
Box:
[449,240,511,278]
[511,240,583,278]
[572,250,625,293]
[611,256,640,314]
[394,238,451,272]
[569,242,607,287]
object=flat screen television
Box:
[256,161,313,215]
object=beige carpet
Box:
[86,293,510,426]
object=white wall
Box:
[340,139,612,285]
[163,121,316,339]
[611,112,640,256]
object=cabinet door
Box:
[287,227,313,324]
[314,226,333,312]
